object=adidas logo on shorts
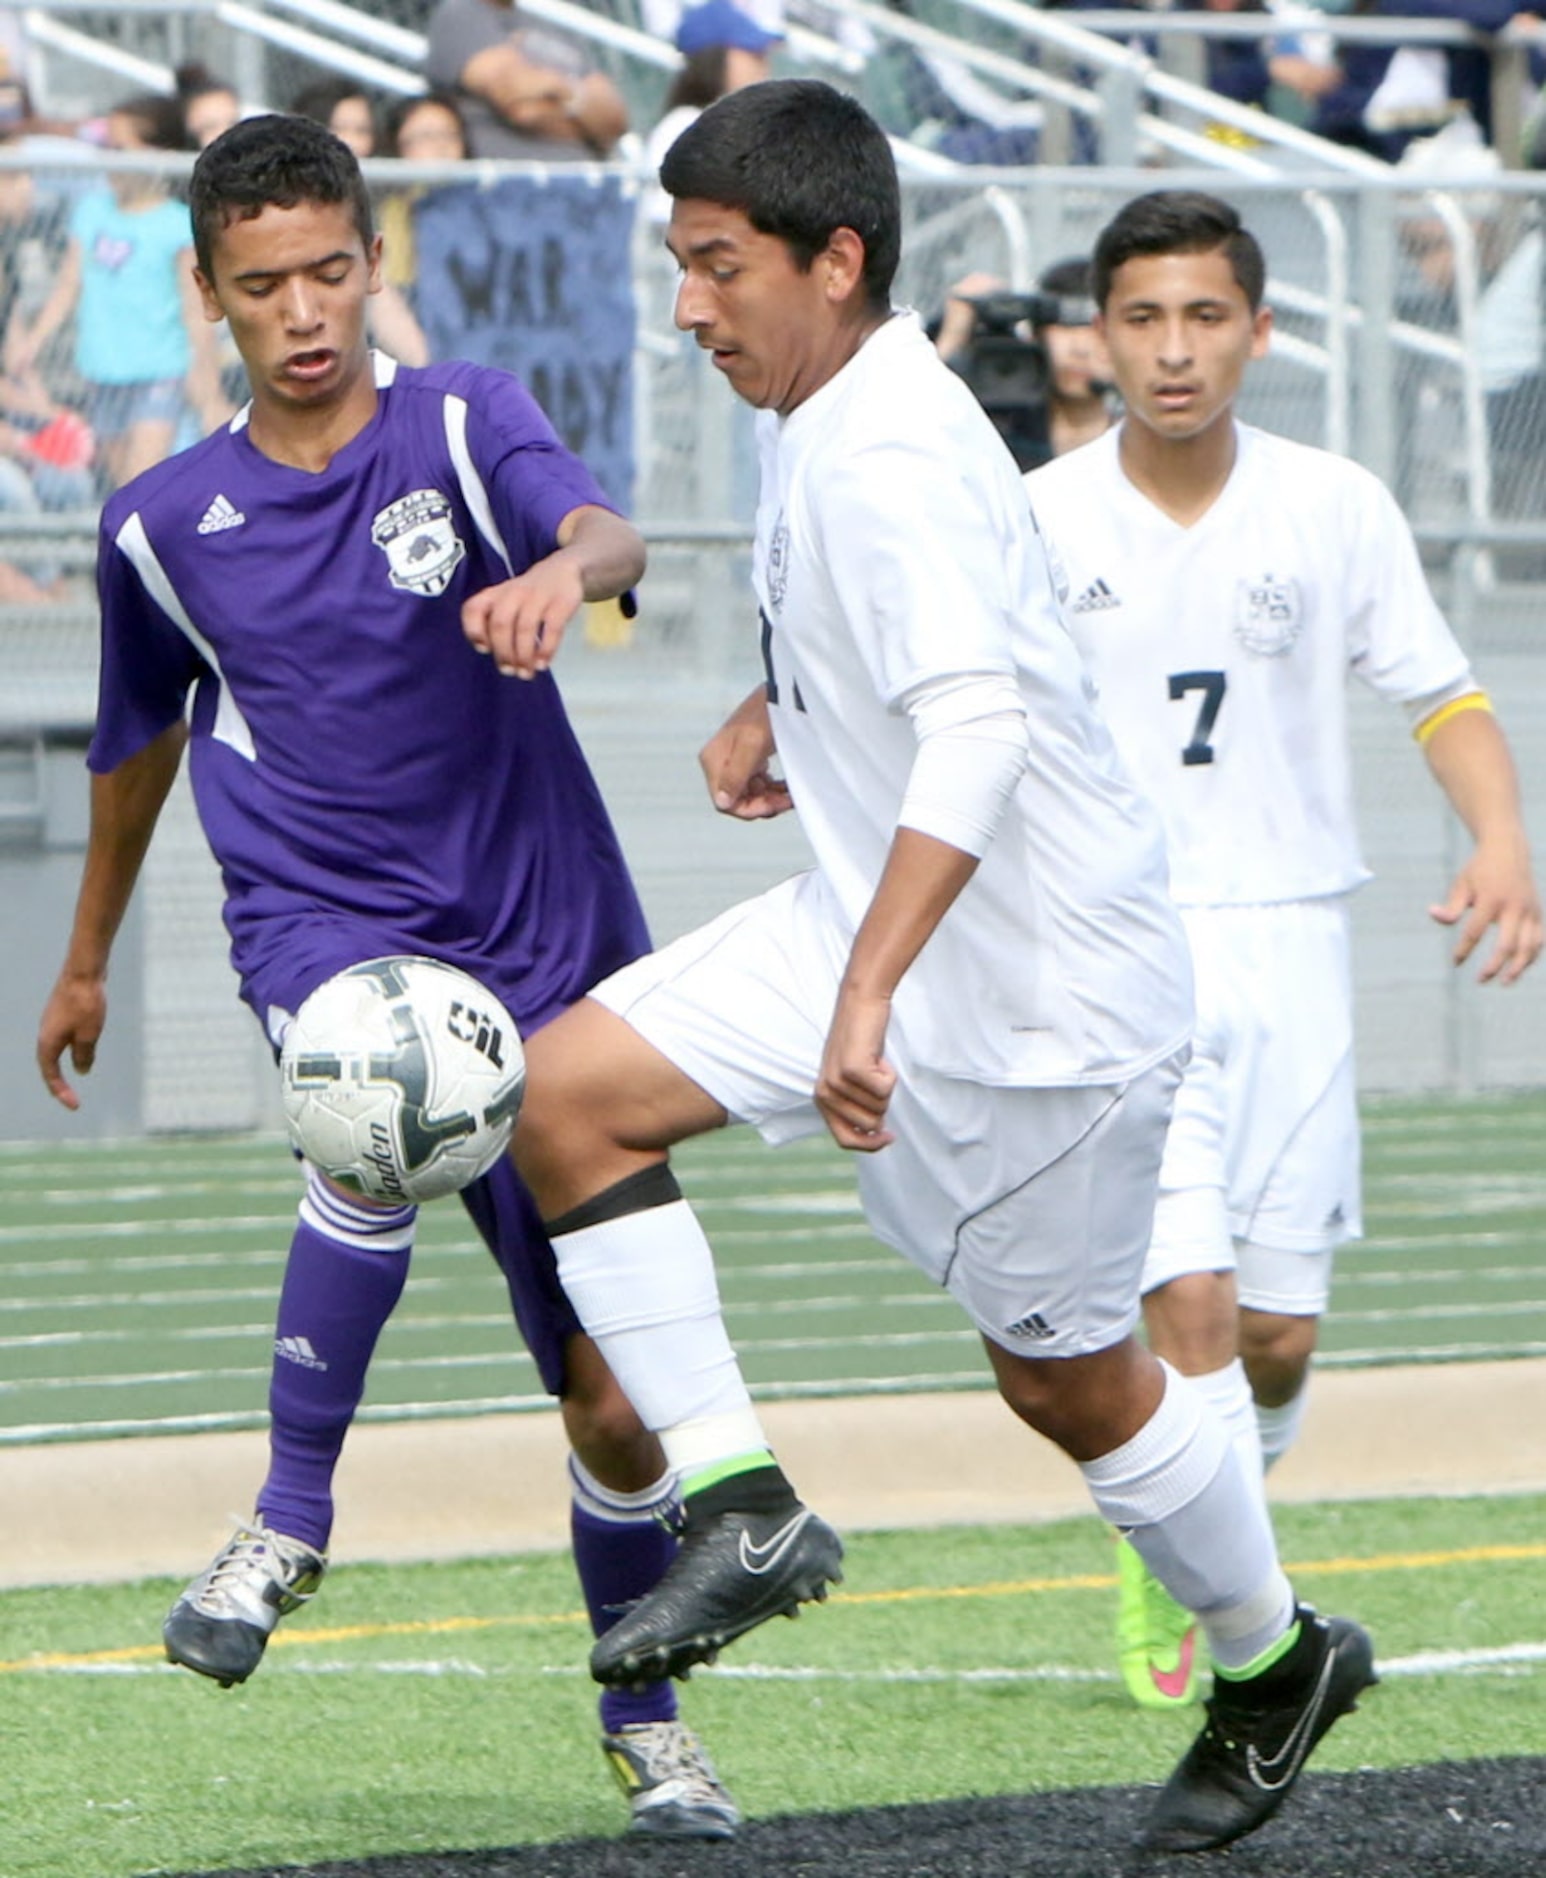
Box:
[1003,1309,1056,1341]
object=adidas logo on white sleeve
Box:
[1071,577,1121,614]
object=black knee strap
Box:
[544,1161,683,1238]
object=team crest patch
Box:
[371,490,465,597]
[766,513,790,613]
[1233,574,1302,656]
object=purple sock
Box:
[462,1168,680,1731]
[571,1460,681,1733]
[255,1176,415,1552]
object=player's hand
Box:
[700,690,792,819]
[36,971,107,1111]
[816,990,897,1153]
[1428,836,1544,983]
[462,552,585,679]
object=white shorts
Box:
[1143,898,1361,1312]
[592,870,1183,1358]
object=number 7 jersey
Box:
[1025,422,1474,907]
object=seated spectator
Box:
[8,91,228,489]
[176,61,243,150]
[379,91,470,311]
[289,76,379,158]
[1029,256,1116,456]
[1368,0,1546,152]
[645,1,781,216]
[424,0,630,159]
[386,89,471,165]
[934,258,1114,465]
[281,88,428,364]
[1196,0,1345,126]
[0,163,93,599]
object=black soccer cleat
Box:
[590,1500,844,1688]
[1136,1604,1377,1856]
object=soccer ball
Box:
[280,956,525,1204]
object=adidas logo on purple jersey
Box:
[198,493,246,535]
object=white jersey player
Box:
[503,87,1377,1859]
[1026,188,1541,1714]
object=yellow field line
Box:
[6,1538,1544,1677]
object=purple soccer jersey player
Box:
[35,114,739,1841]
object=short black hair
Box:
[660,79,900,310]
[189,113,374,281]
[1092,190,1266,312]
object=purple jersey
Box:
[91,353,649,1035]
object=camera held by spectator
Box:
[946,287,1080,472]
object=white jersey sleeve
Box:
[1026,423,1472,906]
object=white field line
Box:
[5,1273,933,1316]
[0,1216,875,1253]
[1324,1299,1546,1326]
[0,1321,970,1394]
[0,1373,998,1442]
[28,1643,1546,1682]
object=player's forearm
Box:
[555,503,646,600]
[566,74,628,153]
[1421,705,1532,853]
[842,826,979,1003]
[464,46,573,125]
[62,724,186,978]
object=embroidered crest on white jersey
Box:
[766,514,790,613]
[371,489,466,597]
[197,493,246,535]
[1233,574,1303,655]
[1071,577,1121,614]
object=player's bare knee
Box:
[985,1336,1162,1460]
[1239,1308,1317,1406]
[1142,1270,1237,1374]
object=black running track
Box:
[187,1756,1543,1878]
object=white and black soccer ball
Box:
[280,956,525,1204]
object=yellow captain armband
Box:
[1414,689,1492,746]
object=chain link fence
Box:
[1,150,1543,1136]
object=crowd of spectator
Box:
[0,0,1539,599]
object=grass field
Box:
[3,1090,1546,1877]
[2,1494,1545,1878]
[5,1090,1546,1444]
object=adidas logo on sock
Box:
[274,1334,328,1371]
[197,493,246,535]
[1071,577,1120,613]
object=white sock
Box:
[550,1198,767,1453]
[1187,1357,1265,1504]
[1257,1384,1310,1472]
[1081,1362,1295,1671]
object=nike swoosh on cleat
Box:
[1245,1646,1337,1792]
[1149,1624,1198,1702]
[737,1509,814,1577]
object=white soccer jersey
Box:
[750,313,1191,1087]
[1026,423,1474,906]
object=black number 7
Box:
[1168,669,1227,767]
